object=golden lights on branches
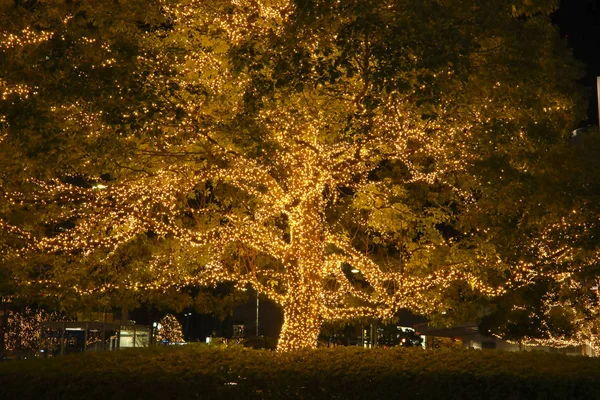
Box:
[4,307,61,352]
[156,314,185,344]
[0,0,584,351]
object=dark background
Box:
[553,0,600,124]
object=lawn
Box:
[1,345,599,399]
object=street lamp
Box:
[184,312,192,340]
[151,322,161,345]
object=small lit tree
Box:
[4,307,59,352]
[156,314,185,344]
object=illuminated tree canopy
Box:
[0,0,587,350]
[480,128,600,352]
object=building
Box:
[39,321,152,356]
[414,322,595,357]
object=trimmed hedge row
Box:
[1,346,600,399]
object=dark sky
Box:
[552,0,600,123]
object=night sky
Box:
[553,0,600,123]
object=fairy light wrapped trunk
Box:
[278,194,326,350]
[0,0,586,351]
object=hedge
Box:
[1,345,600,399]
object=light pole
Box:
[256,295,259,337]
[184,312,192,341]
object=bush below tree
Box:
[0,346,599,399]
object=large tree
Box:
[0,0,584,350]
[480,128,600,352]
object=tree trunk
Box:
[277,196,325,351]
[277,285,323,351]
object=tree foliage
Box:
[4,306,61,352]
[0,0,586,350]
[156,314,185,344]
[480,128,600,351]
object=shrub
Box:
[0,346,599,399]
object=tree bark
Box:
[276,196,325,351]
[277,285,323,351]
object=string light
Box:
[156,314,185,344]
[0,0,582,351]
[4,307,61,352]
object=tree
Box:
[0,0,584,350]
[480,128,600,352]
[156,314,185,344]
[4,307,60,352]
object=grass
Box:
[1,345,600,399]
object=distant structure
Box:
[571,76,600,141]
[414,323,595,357]
[597,76,600,126]
[39,321,151,356]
